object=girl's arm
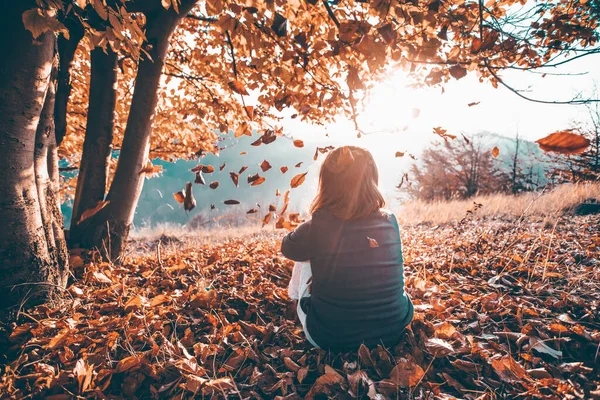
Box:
[281,220,312,261]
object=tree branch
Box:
[186,13,218,23]
[322,0,340,29]
[225,30,238,78]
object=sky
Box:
[271,53,600,202]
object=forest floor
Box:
[1,214,599,399]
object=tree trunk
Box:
[70,47,118,231]
[34,51,70,291]
[69,1,197,260]
[0,1,66,308]
[55,17,84,146]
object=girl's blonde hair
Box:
[310,146,385,220]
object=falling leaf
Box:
[139,162,163,177]
[239,166,248,174]
[368,237,379,247]
[492,146,500,158]
[184,182,196,211]
[230,172,239,187]
[209,181,219,189]
[468,101,480,107]
[395,151,405,158]
[195,172,206,185]
[173,191,185,204]
[78,200,110,224]
[280,166,289,173]
[293,139,304,148]
[433,126,456,140]
[260,160,272,172]
[224,200,240,205]
[219,163,226,171]
[247,174,266,186]
[263,212,272,225]
[412,108,420,118]
[295,162,303,168]
[246,208,258,214]
[290,172,308,188]
[536,131,590,154]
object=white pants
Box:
[288,262,319,348]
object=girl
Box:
[282,146,413,352]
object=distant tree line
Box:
[405,133,546,202]
[406,114,600,202]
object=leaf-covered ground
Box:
[1,215,599,399]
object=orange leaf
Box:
[245,106,254,120]
[173,191,185,204]
[290,172,308,188]
[293,139,304,148]
[368,237,379,247]
[78,200,110,225]
[116,355,142,373]
[224,199,240,205]
[389,358,425,387]
[139,162,163,177]
[280,166,289,174]
[536,131,590,154]
[492,146,500,158]
[228,80,248,95]
[263,212,272,225]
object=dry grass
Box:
[128,222,274,257]
[128,183,600,251]
[395,182,600,225]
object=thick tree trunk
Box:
[70,47,118,230]
[55,17,84,146]
[0,1,66,308]
[34,54,70,291]
[69,2,197,260]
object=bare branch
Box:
[322,0,340,29]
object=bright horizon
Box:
[282,52,600,148]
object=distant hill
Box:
[61,131,553,229]
[472,131,550,189]
[63,133,321,229]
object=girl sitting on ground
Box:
[282,146,413,352]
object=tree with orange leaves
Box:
[0,0,598,307]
